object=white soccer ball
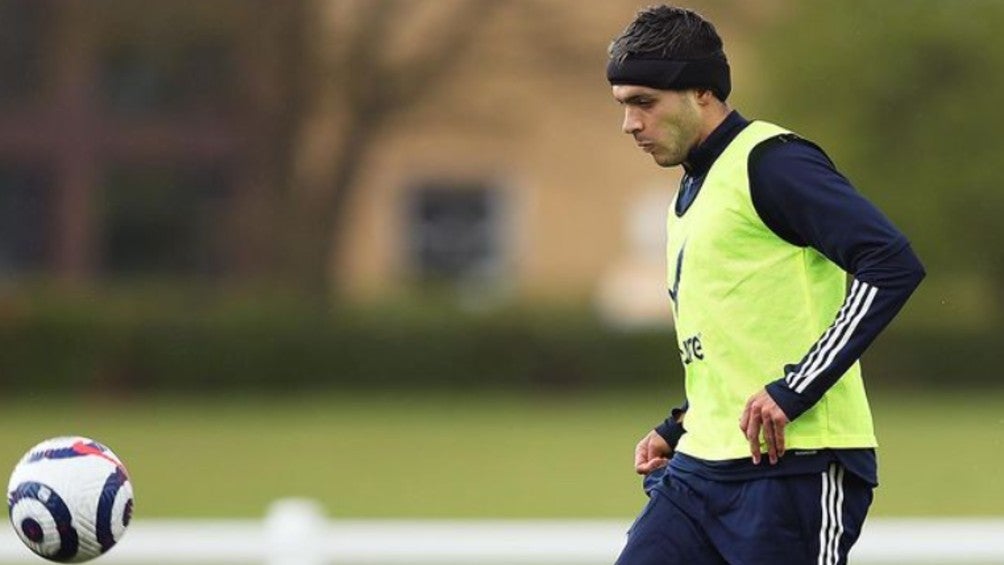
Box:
[7,437,134,562]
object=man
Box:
[607,6,925,565]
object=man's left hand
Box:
[739,389,790,465]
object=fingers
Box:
[772,416,786,459]
[634,437,648,471]
[744,407,762,465]
[634,432,672,475]
[763,410,788,465]
[762,408,777,465]
[740,395,763,464]
[636,457,668,475]
[741,391,791,466]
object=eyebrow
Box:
[616,93,654,105]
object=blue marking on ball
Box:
[96,467,129,553]
[20,518,44,542]
[8,481,80,561]
[123,498,133,527]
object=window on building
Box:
[100,165,230,276]
[98,29,236,116]
[406,181,504,283]
[0,0,49,108]
[0,164,52,275]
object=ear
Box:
[694,89,717,106]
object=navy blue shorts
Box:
[615,462,873,565]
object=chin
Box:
[654,155,683,168]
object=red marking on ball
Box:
[71,441,129,478]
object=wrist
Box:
[765,379,813,421]
[655,418,686,449]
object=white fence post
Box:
[263,498,327,565]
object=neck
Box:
[683,103,734,173]
[696,102,732,146]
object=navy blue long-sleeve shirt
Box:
[654,111,925,485]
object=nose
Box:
[622,108,642,135]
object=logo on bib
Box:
[680,333,704,365]
[668,243,686,314]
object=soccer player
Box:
[606,6,925,565]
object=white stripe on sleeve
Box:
[786,280,864,388]
[787,280,878,394]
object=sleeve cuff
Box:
[655,418,686,448]
[765,379,815,421]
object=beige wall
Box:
[321,1,762,311]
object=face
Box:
[612,85,703,168]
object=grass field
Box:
[0,388,1001,519]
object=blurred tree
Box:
[283,0,503,298]
[755,0,1004,323]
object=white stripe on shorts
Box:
[818,463,846,565]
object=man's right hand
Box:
[634,429,672,475]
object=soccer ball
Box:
[7,437,134,563]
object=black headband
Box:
[606,53,731,101]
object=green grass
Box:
[0,388,1001,519]
[870,389,1004,515]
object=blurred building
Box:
[0,0,291,280]
[0,0,761,324]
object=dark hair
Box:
[609,5,724,63]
